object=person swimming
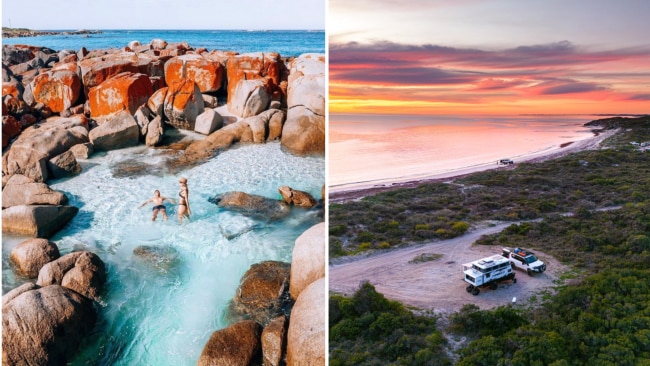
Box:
[177,177,191,223]
[139,189,176,221]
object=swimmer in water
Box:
[139,190,176,221]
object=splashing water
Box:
[2,142,324,365]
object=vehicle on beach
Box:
[497,158,514,165]
[462,254,516,295]
[502,247,547,276]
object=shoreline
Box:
[329,127,619,203]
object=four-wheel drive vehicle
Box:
[502,247,546,276]
[498,158,514,165]
[462,254,516,295]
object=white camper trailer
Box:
[462,254,516,295]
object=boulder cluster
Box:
[2,41,325,239]
[198,222,326,366]
[2,239,106,365]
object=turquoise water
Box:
[1,141,324,365]
[2,29,325,56]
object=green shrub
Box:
[377,241,391,249]
[358,242,372,251]
[329,224,347,236]
[451,221,470,233]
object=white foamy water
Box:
[330,114,602,192]
[2,142,324,365]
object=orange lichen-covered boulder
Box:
[2,81,23,99]
[31,70,82,113]
[79,53,139,89]
[88,72,153,122]
[147,87,168,117]
[164,54,223,93]
[163,79,204,130]
[226,52,282,107]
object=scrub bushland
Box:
[329,116,650,365]
[329,116,650,257]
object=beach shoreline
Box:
[329,127,618,203]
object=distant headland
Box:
[2,27,102,38]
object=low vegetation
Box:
[329,116,650,257]
[329,116,650,365]
[329,282,452,365]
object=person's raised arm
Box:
[138,198,151,208]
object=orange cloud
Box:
[329,41,650,115]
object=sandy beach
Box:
[329,127,619,203]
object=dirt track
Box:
[329,222,568,314]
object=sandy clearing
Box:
[329,222,569,314]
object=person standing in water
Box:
[139,190,176,221]
[178,177,191,223]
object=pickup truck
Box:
[502,247,546,276]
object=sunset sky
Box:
[329,0,650,115]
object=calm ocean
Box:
[2,29,325,56]
[329,113,612,192]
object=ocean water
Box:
[329,113,608,192]
[2,141,324,365]
[2,29,325,56]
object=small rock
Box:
[69,142,94,159]
[262,315,287,366]
[48,150,82,178]
[194,108,223,135]
[278,186,317,208]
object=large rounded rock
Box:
[2,205,78,238]
[226,52,282,107]
[286,54,325,116]
[286,278,326,366]
[210,191,290,221]
[281,113,324,155]
[89,110,140,151]
[1,174,68,208]
[262,315,287,366]
[1,115,89,182]
[197,320,262,366]
[88,72,153,121]
[281,54,325,155]
[230,79,270,118]
[2,284,97,366]
[163,79,204,130]
[278,186,317,208]
[9,238,60,278]
[79,52,139,89]
[231,260,291,326]
[164,54,223,93]
[31,70,81,113]
[290,223,325,300]
[37,251,106,301]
